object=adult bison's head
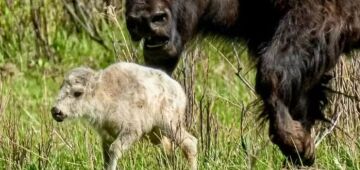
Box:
[125,0,184,73]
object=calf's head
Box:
[51,67,96,122]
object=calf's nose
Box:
[51,107,65,122]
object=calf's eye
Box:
[73,91,83,98]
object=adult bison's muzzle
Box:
[51,107,66,122]
[125,0,184,74]
[144,36,170,49]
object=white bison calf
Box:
[51,62,197,170]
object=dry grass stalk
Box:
[316,53,360,146]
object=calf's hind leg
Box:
[148,128,175,159]
[164,124,198,170]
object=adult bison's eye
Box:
[73,91,83,98]
[152,12,167,24]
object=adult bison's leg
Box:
[256,68,315,165]
[263,78,329,165]
[255,2,345,164]
[255,15,329,167]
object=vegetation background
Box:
[0,0,359,169]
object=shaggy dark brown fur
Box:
[125,0,360,166]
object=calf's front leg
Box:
[103,133,139,170]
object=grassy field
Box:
[0,0,359,169]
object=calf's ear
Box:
[68,67,96,86]
[87,71,101,94]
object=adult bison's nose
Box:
[51,107,66,122]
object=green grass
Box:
[1,0,360,169]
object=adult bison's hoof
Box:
[284,137,315,166]
[270,119,315,166]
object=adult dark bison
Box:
[124,0,360,166]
